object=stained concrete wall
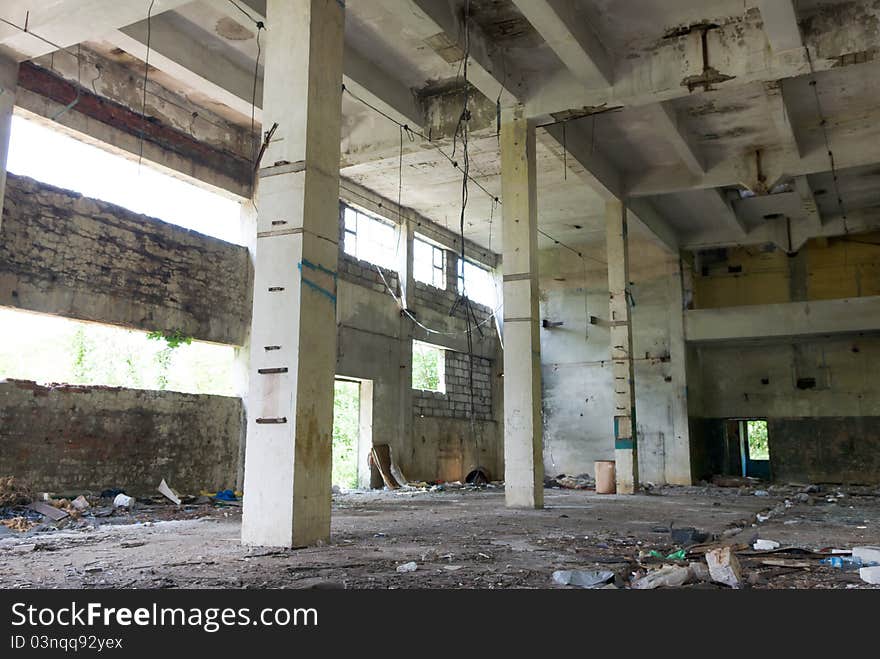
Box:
[0,174,252,345]
[539,240,685,485]
[689,333,880,483]
[688,234,880,484]
[0,379,242,495]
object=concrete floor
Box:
[1,486,878,589]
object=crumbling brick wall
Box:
[0,380,242,495]
[0,174,252,345]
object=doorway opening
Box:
[723,418,771,479]
[333,378,374,490]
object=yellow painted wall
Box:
[693,231,880,308]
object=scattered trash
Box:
[396,561,418,573]
[557,474,596,490]
[552,569,614,588]
[157,479,181,505]
[371,445,405,490]
[212,489,238,502]
[100,488,126,499]
[113,493,134,509]
[706,547,743,588]
[852,547,880,565]
[754,490,769,497]
[670,527,709,546]
[71,495,90,511]
[632,564,694,589]
[753,539,780,551]
[28,501,68,521]
[0,517,36,533]
[331,485,341,494]
[821,555,865,569]
[859,566,880,585]
[648,549,687,560]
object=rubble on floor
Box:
[1,482,878,590]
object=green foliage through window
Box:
[412,341,445,392]
[747,420,770,460]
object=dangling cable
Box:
[138,0,157,170]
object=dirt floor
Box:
[1,484,879,589]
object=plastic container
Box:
[595,460,616,494]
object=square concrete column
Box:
[241,0,345,548]
[665,257,693,485]
[500,105,543,508]
[606,199,638,493]
[0,55,18,229]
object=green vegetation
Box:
[332,380,360,489]
[0,309,233,395]
[412,341,444,392]
[747,420,770,460]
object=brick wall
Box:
[413,350,493,421]
[0,174,252,345]
[0,380,242,495]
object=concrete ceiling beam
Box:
[109,5,424,131]
[510,0,613,87]
[111,15,260,121]
[652,101,705,176]
[627,117,880,198]
[0,0,192,61]
[538,122,679,253]
[377,0,522,106]
[706,188,748,236]
[525,6,873,119]
[756,0,804,54]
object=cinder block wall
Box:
[0,380,242,495]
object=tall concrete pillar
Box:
[241,0,345,548]
[665,257,693,485]
[500,106,543,508]
[0,55,19,229]
[606,199,638,493]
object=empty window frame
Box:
[457,258,497,308]
[411,341,445,393]
[342,204,398,271]
[413,236,446,289]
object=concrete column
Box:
[241,0,345,548]
[665,257,693,485]
[606,199,638,493]
[500,105,543,508]
[0,55,19,230]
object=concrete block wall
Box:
[338,253,400,296]
[0,379,242,495]
[412,351,493,421]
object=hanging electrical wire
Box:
[341,84,499,206]
[137,0,157,169]
[250,21,265,164]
